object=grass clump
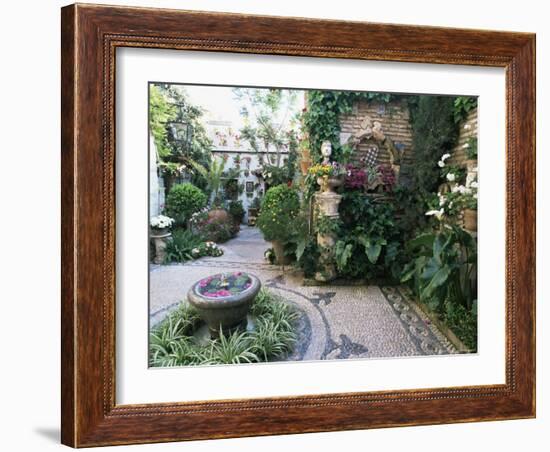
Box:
[149,289,299,367]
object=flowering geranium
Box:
[150,215,174,229]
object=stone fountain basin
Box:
[187,273,261,336]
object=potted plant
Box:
[227,200,246,227]
[150,215,175,264]
[150,214,174,237]
[257,185,300,264]
[309,162,344,193]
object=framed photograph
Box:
[61,4,535,447]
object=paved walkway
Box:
[149,226,457,361]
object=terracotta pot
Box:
[300,159,312,176]
[208,209,230,222]
[271,240,291,265]
[463,208,477,231]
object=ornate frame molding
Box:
[61,4,535,447]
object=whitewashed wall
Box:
[149,134,164,218]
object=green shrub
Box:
[200,216,234,243]
[257,184,300,242]
[227,200,245,224]
[165,183,207,225]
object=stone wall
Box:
[339,99,414,166]
[449,106,478,166]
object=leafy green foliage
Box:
[466,136,478,160]
[401,226,477,350]
[149,85,212,190]
[200,215,235,243]
[400,225,477,348]
[227,200,245,224]
[149,85,177,158]
[335,192,404,280]
[443,301,478,351]
[407,95,459,195]
[190,156,227,206]
[257,185,300,242]
[453,96,478,124]
[163,228,223,264]
[233,88,299,168]
[165,183,207,225]
[149,289,298,367]
[303,90,401,163]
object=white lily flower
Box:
[426,209,444,220]
[446,173,456,182]
[438,161,445,168]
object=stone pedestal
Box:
[314,191,342,282]
[151,230,171,264]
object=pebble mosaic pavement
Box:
[150,227,458,361]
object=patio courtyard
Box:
[150,226,457,361]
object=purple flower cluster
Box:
[344,164,367,189]
[377,164,396,190]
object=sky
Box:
[181,84,305,130]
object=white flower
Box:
[150,214,174,229]
[462,143,470,149]
[446,173,456,182]
[426,209,444,220]
[449,201,454,208]
[192,248,200,254]
[438,194,446,206]
[437,154,451,168]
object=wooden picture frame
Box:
[61,3,535,447]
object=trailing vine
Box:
[303,90,401,164]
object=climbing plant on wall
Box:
[303,90,400,164]
[406,95,460,195]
